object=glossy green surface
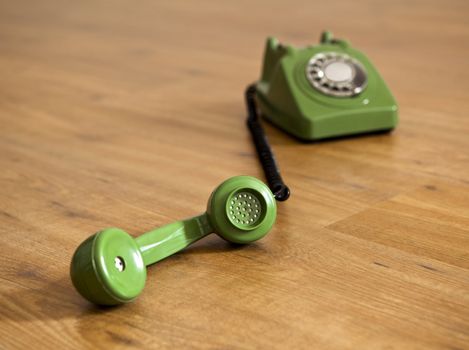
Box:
[70,175,277,305]
[135,213,213,266]
[70,228,146,305]
[207,176,276,243]
[256,31,398,140]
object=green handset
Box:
[255,31,398,140]
[70,176,277,305]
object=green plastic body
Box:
[256,32,398,140]
[70,176,276,305]
[136,213,213,266]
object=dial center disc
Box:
[324,61,354,82]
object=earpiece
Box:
[70,175,277,305]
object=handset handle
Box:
[135,213,213,266]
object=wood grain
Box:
[0,0,468,349]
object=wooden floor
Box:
[1,0,468,349]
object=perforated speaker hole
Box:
[228,191,262,228]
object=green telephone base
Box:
[255,32,398,141]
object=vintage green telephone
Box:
[70,31,397,305]
[255,31,398,141]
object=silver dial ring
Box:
[305,52,368,97]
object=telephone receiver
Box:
[70,176,276,305]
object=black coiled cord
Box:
[245,84,290,201]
